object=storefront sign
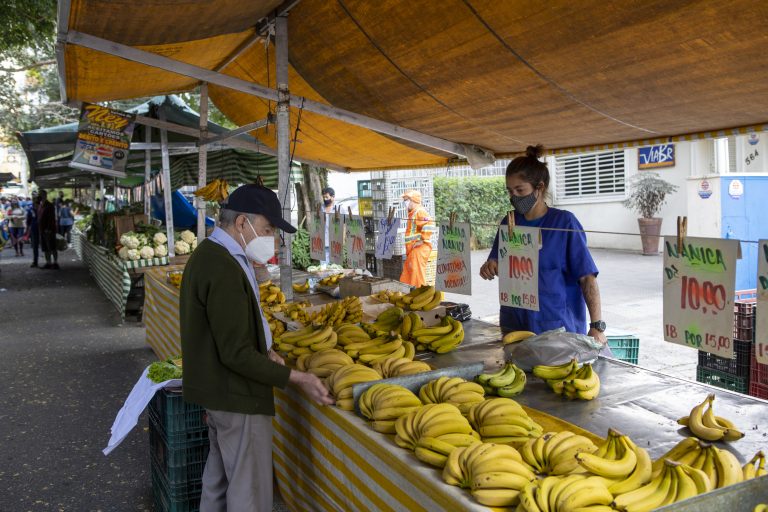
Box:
[697,180,712,199]
[375,217,400,260]
[497,226,540,311]
[345,216,366,269]
[663,236,739,358]
[728,179,744,200]
[638,144,675,170]
[436,222,471,295]
[70,103,135,176]
[329,216,345,265]
[309,212,325,261]
[757,240,768,364]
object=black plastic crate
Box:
[149,388,207,442]
[150,421,209,486]
[696,366,749,394]
[697,338,752,379]
[733,302,756,341]
[151,460,203,512]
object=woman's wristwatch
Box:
[589,320,606,332]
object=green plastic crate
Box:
[696,366,749,394]
[607,335,639,365]
[151,460,202,512]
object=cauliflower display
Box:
[120,234,140,250]
[139,246,155,259]
[154,244,168,257]
[118,246,130,260]
[191,239,198,251]
[127,249,141,261]
[174,240,191,255]
[153,232,167,245]
[180,230,196,245]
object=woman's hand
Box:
[480,259,499,280]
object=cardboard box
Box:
[339,276,411,298]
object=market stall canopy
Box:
[16,95,298,188]
[58,0,768,170]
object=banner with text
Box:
[309,213,325,261]
[498,226,540,311]
[329,216,345,265]
[346,216,366,269]
[436,221,471,295]
[757,240,768,364]
[663,236,738,358]
[375,218,401,260]
[70,103,136,176]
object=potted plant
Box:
[623,173,678,255]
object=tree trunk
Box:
[301,163,326,221]
[294,182,310,225]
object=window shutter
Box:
[555,150,625,201]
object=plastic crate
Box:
[607,336,640,365]
[697,338,752,379]
[150,420,209,485]
[733,302,756,341]
[749,381,768,400]
[696,366,749,394]
[751,349,768,387]
[151,460,203,512]
[149,388,208,442]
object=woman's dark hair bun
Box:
[525,144,543,159]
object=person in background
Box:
[7,198,26,257]
[58,199,75,244]
[480,145,607,344]
[37,190,59,270]
[399,189,434,287]
[321,186,335,263]
[26,195,40,268]
[181,184,333,512]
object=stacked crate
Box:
[150,388,209,512]
[605,329,640,365]
[695,301,754,394]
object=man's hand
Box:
[588,328,607,345]
[480,259,499,280]
[289,371,335,405]
[268,349,284,366]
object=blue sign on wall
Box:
[638,144,675,169]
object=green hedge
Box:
[434,176,509,249]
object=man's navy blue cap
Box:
[225,184,297,233]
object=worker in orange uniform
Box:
[399,189,435,287]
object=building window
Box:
[554,150,626,201]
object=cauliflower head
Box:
[154,244,168,257]
[180,230,196,245]
[118,246,130,260]
[153,232,167,245]
[174,240,191,255]
[139,246,155,259]
[127,249,141,261]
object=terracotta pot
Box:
[638,218,663,255]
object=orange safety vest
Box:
[403,206,434,251]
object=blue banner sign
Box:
[638,144,675,169]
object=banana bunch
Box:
[318,273,344,287]
[574,429,652,495]
[394,403,477,458]
[756,505,768,512]
[398,311,423,338]
[274,324,338,357]
[468,398,543,446]
[677,393,745,442]
[613,459,713,511]
[517,474,615,512]
[310,296,363,327]
[335,323,372,346]
[520,431,598,476]
[367,306,405,334]
[325,364,382,410]
[291,279,310,293]
[344,333,415,364]
[502,330,536,345]
[259,281,287,307]
[533,359,601,400]
[267,318,286,338]
[371,289,405,304]
[743,451,767,480]
[476,362,527,398]
[372,357,432,378]
[399,285,444,311]
[279,301,311,324]
[194,178,229,202]
[418,377,486,415]
[358,383,423,434]
[295,349,354,378]
[649,437,743,490]
[410,315,465,353]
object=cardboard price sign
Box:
[346,216,366,269]
[375,217,400,260]
[309,212,325,261]
[662,236,739,358]
[329,216,345,265]
[436,221,471,295]
[757,240,768,364]
[497,226,540,311]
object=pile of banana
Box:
[442,443,536,507]
[394,403,478,465]
[194,178,229,202]
[476,362,527,397]
[575,429,652,495]
[259,281,287,307]
[399,285,445,311]
[409,316,465,353]
[520,431,598,476]
[418,377,486,415]
[371,289,405,304]
[358,383,423,434]
[309,296,363,327]
[277,301,311,324]
[267,318,286,338]
[517,474,614,511]
[365,306,405,334]
[295,349,353,378]
[372,357,432,378]
[274,324,338,358]
[502,330,536,345]
[677,393,746,442]
[651,437,747,489]
[326,364,382,410]
[291,279,310,293]
[343,333,415,364]
[533,359,601,400]
[318,273,344,287]
[468,398,544,445]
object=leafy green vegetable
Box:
[147,361,182,383]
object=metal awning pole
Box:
[144,126,151,217]
[159,111,176,257]
[197,83,208,242]
[99,177,104,211]
[276,14,293,300]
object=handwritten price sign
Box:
[436,222,471,295]
[663,236,738,358]
[329,216,345,265]
[757,240,768,364]
[309,212,325,261]
[375,217,400,260]
[498,226,540,311]
[345,216,366,269]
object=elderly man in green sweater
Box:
[181,184,333,511]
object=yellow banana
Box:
[471,471,532,491]
[686,394,727,441]
[743,451,766,480]
[416,436,458,457]
[575,435,637,478]
[502,330,536,344]
[674,463,700,503]
[682,463,713,494]
[414,446,448,468]
[418,290,444,311]
[532,359,578,381]
[712,445,743,488]
[470,488,521,507]
[608,437,652,495]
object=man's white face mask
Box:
[402,199,411,210]
[240,217,274,264]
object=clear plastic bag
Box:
[504,328,604,371]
